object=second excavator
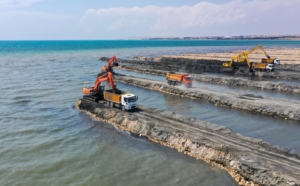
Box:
[100,55,118,75]
[82,55,138,111]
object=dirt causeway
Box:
[77,99,300,186]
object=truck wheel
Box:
[172,81,176,86]
[122,106,126,111]
[109,102,114,108]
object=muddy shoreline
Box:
[77,99,300,186]
[114,75,300,121]
[116,65,300,94]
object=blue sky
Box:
[0,0,299,40]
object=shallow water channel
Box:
[114,68,300,101]
[112,69,300,153]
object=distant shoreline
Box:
[142,35,300,41]
[144,38,300,41]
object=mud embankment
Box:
[77,99,300,186]
[116,65,300,94]
[100,57,300,80]
[114,75,300,121]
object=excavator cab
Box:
[98,86,105,94]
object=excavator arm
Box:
[101,55,118,73]
[223,52,247,67]
[83,71,116,95]
[247,45,270,59]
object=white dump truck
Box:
[104,89,138,111]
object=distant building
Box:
[223,36,232,39]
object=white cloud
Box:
[81,1,247,31]
[79,0,300,37]
[0,0,300,39]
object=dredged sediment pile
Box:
[77,99,300,186]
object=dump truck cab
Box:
[122,94,138,110]
[182,76,193,86]
[265,64,275,71]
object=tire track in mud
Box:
[139,110,300,170]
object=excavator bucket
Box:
[223,62,232,67]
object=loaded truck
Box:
[251,63,274,72]
[261,58,280,65]
[104,89,138,111]
[166,72,193,88]
[82,67,138,111]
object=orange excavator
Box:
[101,55,118,74]
[82,72,117,102]
[83,55,120,102]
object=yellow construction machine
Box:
[223,45,280,72]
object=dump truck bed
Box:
[261,58,276,63]
[252,63,267,68]
[103,89,128,104]
[166,72,188,81]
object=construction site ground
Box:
[78,51,300,185]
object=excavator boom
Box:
[101,55,118,73]
[82,71,116,95]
